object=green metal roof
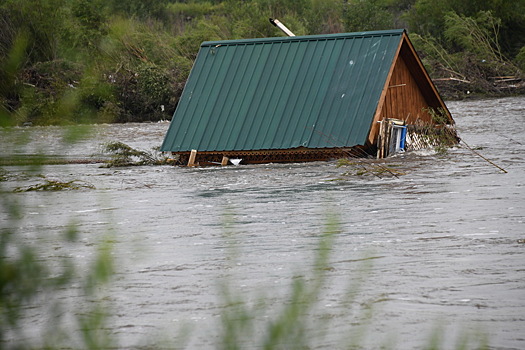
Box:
[161,29,405,152]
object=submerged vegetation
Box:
[101,141,171,167]
[336,159,407,178]
[13,177,95,192]
[1,0,524,126]
[405,108,460,155]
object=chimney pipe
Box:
[269,18,295,37]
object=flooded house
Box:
[160,29,454,166]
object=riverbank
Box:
[435,77,525,100]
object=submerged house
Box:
[161,29,454,165]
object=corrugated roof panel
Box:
[221,43,267,150]
[250,41,300,148]
[161,30,404,153]
[308,34,400,148]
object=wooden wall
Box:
[380,54,434,125]
[367,36,451,146]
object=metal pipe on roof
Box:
[269,18,295,37]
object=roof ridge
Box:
[201,29,406,47]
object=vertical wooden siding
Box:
[368,35,451,146]
[381,54,434,124]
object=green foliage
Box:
[137,63,172,103]
[94,18,182,122]
[168,1,217,18]
[26,60,82,89]
[0,0,69,64]
[408,0,452,38]
[304,0,345,34]
[516,47,525,72]
[408,0,525,60]
[410,6,524,98]
[76,73,116,123]
[1,0,524,125]
[107,0,169,19]
[66,0,109,54]
[441,11,521,94]
[345,0,395,33]
[445,12,503,62]
[409,33,462,78]
[427,107,451,125]
[0,31,29,126]
[16,59,83,124]
[110,62,176,122]
[174,18,225,59]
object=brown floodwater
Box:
[1,96,524,349]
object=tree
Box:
[344,0,395,33]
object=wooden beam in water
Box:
[187,149,197,167]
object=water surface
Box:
[1,97,524,349]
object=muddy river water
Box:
[1,96,524,349]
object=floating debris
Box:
[101,142,170,167]
[229,158,242,166]
[336,159,406,178]
[14,178,95,192]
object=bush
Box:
[516,46,525,72]
[344,0,395,33]
[110,62,176,122]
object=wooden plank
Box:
[187,149,197,167]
